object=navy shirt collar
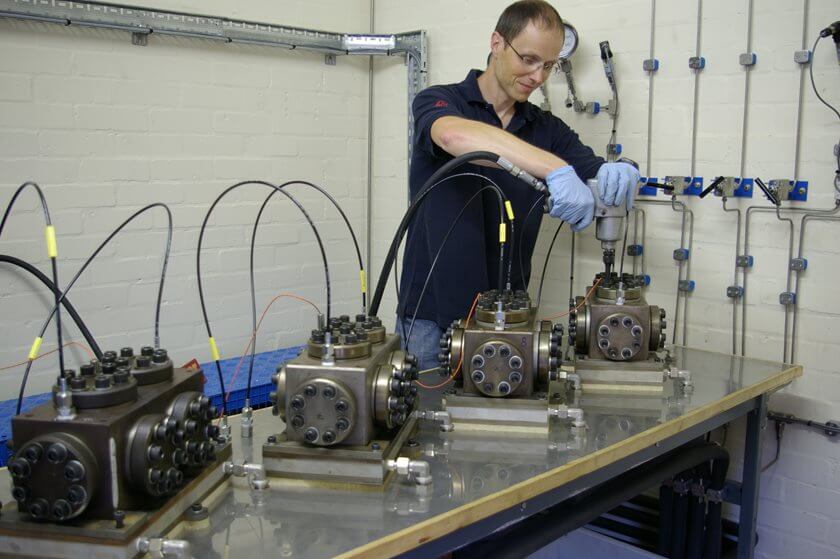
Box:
[457,69,538,129]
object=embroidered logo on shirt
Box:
[433,100,449,108]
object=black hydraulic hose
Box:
[671,476,690,559]
[519,194,547,290]
[16,203,173,416]
[1,182,66,381]
[686,464,710,559]
[704,446,730,559]
[405,185,504,347]
[457,442,729,559]
[197,180,330,416]
[535,222,564,310]
[395,171,507,322]
[0,254,102,358]
[369,150,505,317]
[658,484,675,556]
[246,183,324,403]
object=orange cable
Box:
[0,341,95,372]
[540,277,603,321]
[416,293,481,390]
[219,293,321,415]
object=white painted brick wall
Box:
[0,1,371,399]
[372,0,840,557]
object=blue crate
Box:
[0,347,304,466]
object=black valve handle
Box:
[699,176,726,199]
[754,177,781,206]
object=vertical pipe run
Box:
[365,0,375,310]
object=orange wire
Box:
[0,341,96,372]
[219,293,321,414]
[416,293,481,390]
[540,277,603,321]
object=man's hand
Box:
[546,166,595,232]
[596,162,640,209]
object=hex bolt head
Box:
[622,317,634,328]
[499,345,511,358]
[28,498,49,519]
[12,486,28,502]
[79,363,96,377]
[291,415,305,429]
[471,355,485,368]
[599,338,611,349]
[472,370,485,383]
[23,444,43,463]
[303,384,318,398]
[46,443,68,464]
[140,346,155,357]
[599,325,611,337]
[509,356,523,369]
[483,383,494,393]
[147,445,164,463]
[621,347,633,359]
[94,375,111,389]
[483,345,496,358]
[9,458,31,478]
[632,325,643,337]
[52,499,72,520]
[120,347,134,358]
[303,428,319,443]
[136,356,151,368]
[64,460,85,482]
[322,385,336,399]
[336,417,350,431]
[322,430,336,444]
[335,399,349,413]
[290,396,305,410]
[67,485,87,505]
[498,382,511,395]
[509,371,522,384]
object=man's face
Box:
[490,22,564,102]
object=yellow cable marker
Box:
[28,337,43,360]
[360,270,367,294]
[499,223,507,243]
[505,200,515,221]
[208,337,221,361]
[44,225,58,258]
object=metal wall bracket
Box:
[794,50,812,64]
[688,56,706,70]
[678,280,696,293]
[779,292,796,306]
[627,244,643,256]
[643,58,659,72]
[736,254,754,268]
[790,258,808,271]
[131,30,149,46]
[673,248,690,261]
[727,286,744,299]
[739,52,757,66]
[324,53,336,65]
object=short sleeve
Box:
[412,86,463,157]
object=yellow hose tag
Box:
[499,223,507,243]
[28,337,43,360]
[505,200,515,221]
[360,270,367,294]
[208,337,221,361]
[45,226,58,258]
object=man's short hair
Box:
[495,0,563,40]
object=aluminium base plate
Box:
[0,442,232,559]
[574,358,665,393]
[443,391,550,431]
[262,416,418,486]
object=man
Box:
[397,0,638,370]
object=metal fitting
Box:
[136,537,192,559]
[549,405,586,428]
[223,460,269,490]
[240,405,253,439]
[494,300,506,331]
[666,367,693,391]
[322,331,335,366]
[53,376,76,421]
[219,415,231,442]
[414,409,453,432]
[385,456,432,486]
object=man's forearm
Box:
[430,116,569,178]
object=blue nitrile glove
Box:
[596,162,640,210]
[546,166,595,232]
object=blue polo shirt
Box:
[399,69,604,329]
